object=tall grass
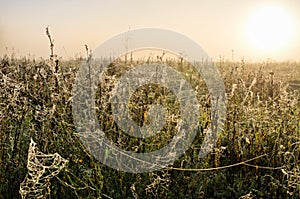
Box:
[0,54,299,198]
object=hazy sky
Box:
[1,0,300,61]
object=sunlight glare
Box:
[245,6,295,53]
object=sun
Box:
[245,5,295,53]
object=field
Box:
[0,54,299,198]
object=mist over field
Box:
[1,1,300,198]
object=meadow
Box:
[0,53,299,198]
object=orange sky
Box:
[1,0,300,61]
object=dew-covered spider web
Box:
[19,138,68,199]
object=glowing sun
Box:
[245,6,295,53]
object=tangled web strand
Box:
[19,138,68,199]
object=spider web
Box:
[19,138,68,199]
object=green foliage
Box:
[0,55,299,198]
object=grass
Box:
[0,53,299,198]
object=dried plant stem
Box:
[46,27,55,60]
